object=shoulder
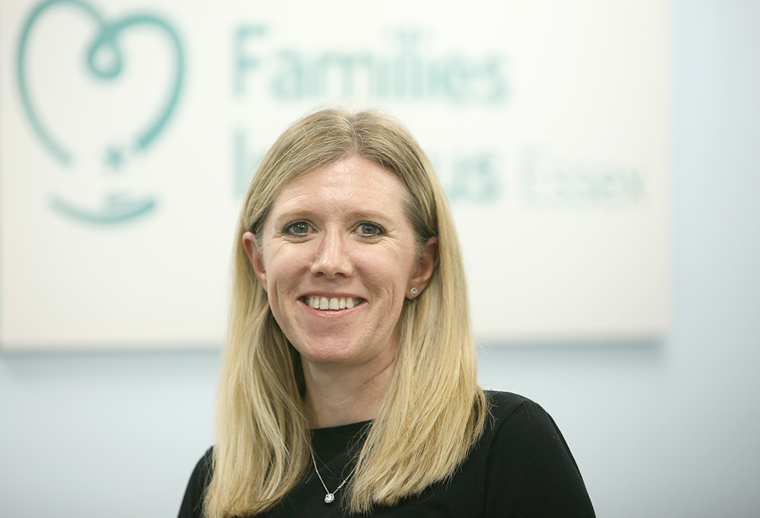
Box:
[178,447,214,518]
[194,446,215,484]
[482,390,578,470]
[484,390,564,442]
[484,390,534,421]
[479,391,596,517]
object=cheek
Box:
[264,250,309,301]
[357,255,415,301]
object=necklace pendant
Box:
[324,493,335,504]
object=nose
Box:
[311,228,353,279]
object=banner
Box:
[0,0,671,350]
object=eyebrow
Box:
[272,208,397,225]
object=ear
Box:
[242,231,267,291]
[408,237,439,298]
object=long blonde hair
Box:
[206,108,487,517]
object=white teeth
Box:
[306,296,360,311]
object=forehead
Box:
[269,156,410,216]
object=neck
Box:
[302,356,395,429]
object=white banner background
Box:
[0,0,671,350]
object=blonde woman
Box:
[179,108,595,517]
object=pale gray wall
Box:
[2,1,759,516]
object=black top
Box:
[178,392,595,517]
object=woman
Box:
[179,108,595,517]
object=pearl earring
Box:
[410,287,418,298]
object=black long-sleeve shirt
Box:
[179,391,595,517]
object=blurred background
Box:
[1,0,759,516]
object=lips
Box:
[302,296,365,311]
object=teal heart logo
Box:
[16,0,184,224]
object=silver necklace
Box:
[310,451,357,504]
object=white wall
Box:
[1,1,759,516]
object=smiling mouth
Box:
[303,296,365,311]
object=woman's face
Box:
[243,155,437,370]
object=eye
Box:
[284,221,312,235]
[357,222,384,236]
